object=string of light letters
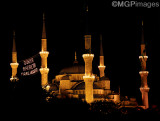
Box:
[20,53,39,76]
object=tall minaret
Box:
[83,5,95,104]
[10,31,19,82]
[39,13,49,88]
[98,35,106,78]
[139,21,149,109]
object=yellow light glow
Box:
[10,77,14,80]
[82,54,94,58]
[83,75,95,79]
[98,66,106,68]
[10,63,19,66]
[139,56,148,59]
[40,68,49,71]
[39,51,49,54]
[46,85,50,92]
[140,87,150,90]
[139,71,149,74]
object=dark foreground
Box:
[4,87,160,121]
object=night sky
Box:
[4,0,160,105]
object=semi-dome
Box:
[72,82,101,90]
[59,65,85,74]
[49,84,59,91]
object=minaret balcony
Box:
[139,56,148,59]
[98,65,106,68]
[10,76,19,82]
[140,87,150,92]
[39,51,49,58]
[10,63,19,68]
[39,51,49,55]
[82,54,94,58]
[40,68,49,74]
[139,71,149,74]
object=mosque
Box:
[49,37,121,103]
[10,8,150,109]
[39,12,121,104]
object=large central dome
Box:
[59,65,85,74]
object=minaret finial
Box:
[86,5,88,12]
[142,20,143,26]
[74,51,78,64]
[43,12,45,21]
[84,0,89,35]
[141,20,144,44]
[42,12,46,39]
[75,51,77,61]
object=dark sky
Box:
[4,0,160,104]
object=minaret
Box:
[83,5,95,104]
[39,13,49,88]
[139,21,149,109]
[10,31,19,82]
[98,35,106,78]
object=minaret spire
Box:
[100,34,103,56]
[85,2,89,34]
[12,30,17,63]
[141,20,144,44]
[41,12,47,51]
[12,31,16,53]
[84,3,92,54]
[42,13,46,39]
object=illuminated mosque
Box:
[10,8,150,109]
[40,12,121,104]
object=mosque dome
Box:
[59,65,85,74]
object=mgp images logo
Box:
[112,1,159,8]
